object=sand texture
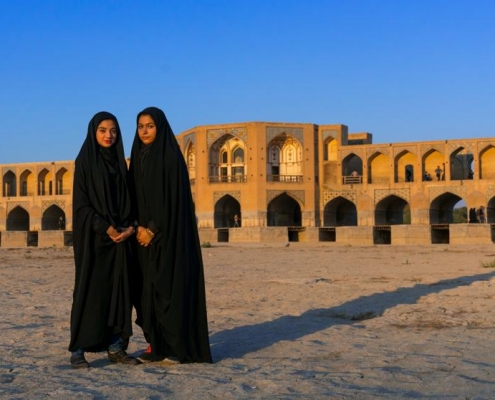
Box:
[1,243,495,399]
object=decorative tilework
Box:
[478,141,495,151]
[448,141,473,154]
[374,188,410,204]
[267,190,305,206]
[266,127,303,144]
[183,133,196,147]
[367,147,392,159]
[340,147,365,159]
[322,190,357,205]
[41,200,66,212]
[428,186,467,200]
[322,130,339,142]
[213,190,241,203]
[420,144,444,156]
[393,146,418,158]
[207,127,247,147]
[7,201,30,213]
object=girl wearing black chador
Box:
[69,112,140,368]
[128,107,212,364]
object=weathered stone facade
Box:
[1,122,494,246]
[0,161,74,247]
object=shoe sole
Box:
[71,361,89,369]
[70,356,89,369]
[158,357,180,366]
[136,356,154,364]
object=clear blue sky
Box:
[1,0,494,163]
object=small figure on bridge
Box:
[435,165,442,181]
[58,216,65,230]
[405,169,412,182]
[478,206,486,223]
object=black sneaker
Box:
[70,354,89,369]
[107,350,141,365]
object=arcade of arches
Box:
[1,122,495,246]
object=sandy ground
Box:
[2,243,495,399]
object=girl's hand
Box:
[136,226,153,247]
[107,226,119,241]
[108,226,134,243]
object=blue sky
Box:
[1,0,494,163]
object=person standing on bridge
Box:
[435,165,442,181]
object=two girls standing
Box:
[69,108,212,368]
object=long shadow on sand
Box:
[209,270,495,361]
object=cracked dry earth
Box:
[1,243,495,399]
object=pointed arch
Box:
[267,133,302,182]
[213,194,241,228]
[20,169,35,196]
[233,147,244,163]
[368,152,390,184]
[267,192,301,226]
[185,140,196,182]
[375,195,410,225]
[42,204,66,230]
[231,146,245,182]
[479,145,495,180]
[395,150,417,182]
[55,167,70,195]
[341,153,363,184]
[38,168,54,195]
[450,146,473,181]
[430,192,465,224]
[323,196,357,226]
[323,137,338,161]
[422,149,445,181]
[7,205,29,231]
[209,134,247,183]
[3,170,17,197]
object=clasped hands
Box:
[107,225,154,246]
[107,226,134,243]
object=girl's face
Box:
[137,114,157,145]
[96,119,117,148]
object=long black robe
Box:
[129,107,212,363]
[69,112,134,352]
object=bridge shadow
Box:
[209,271,495,361]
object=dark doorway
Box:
[7,206,29,231]
[42,205,65,230]
[323,197,357,226]
[375,195,410,225]
[267,193,301,227]
[214,195,241,228]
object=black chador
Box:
[69,112,135,353]
[129,107,212,363]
